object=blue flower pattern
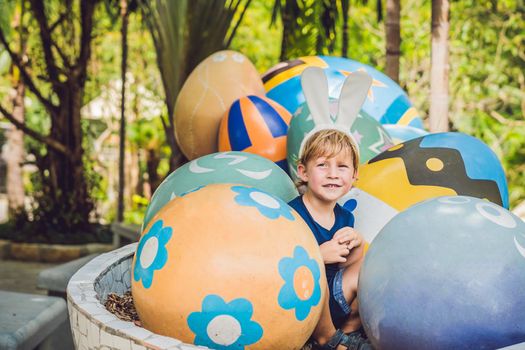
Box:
[133,220,172,288]
[232,185,294,221]
[278,246,322,321]
[187,295,263,350]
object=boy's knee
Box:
[342,266,359,289]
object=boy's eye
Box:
[339,164,349,168]
[316,163,326,167]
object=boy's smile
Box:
[298,152,357,204]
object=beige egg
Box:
[174,51,265,160]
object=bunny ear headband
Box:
[298,67,373,159]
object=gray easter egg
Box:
[359,196,525,349]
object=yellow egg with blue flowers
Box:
[131,183,326,350]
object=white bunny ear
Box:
[300,67,331,125]
[336,71,373,127]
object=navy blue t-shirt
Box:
[288,196,355,278]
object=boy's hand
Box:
[319,239,350,264]
[334,227,366,267]
[333,227,362,251]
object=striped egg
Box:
[218,95,292,172]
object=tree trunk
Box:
[162,109,186,173]
[3,1,27,217]
[117,0,128,222]
[280,7,291,61]
[341,0,350,57]
[4,80,26,216]
[146,148,161,194]
[429,0,450,132]
[124,147,139,209]
[385,0,401,83]
[0,0,99,233]
[44,84,92,228]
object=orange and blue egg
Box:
[218,95,292,172]
[132,184,325,350]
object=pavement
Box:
[0,195,57,295]
[0,259,59,295]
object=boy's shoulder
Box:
[288,195,303,207]
[287,196,303,209]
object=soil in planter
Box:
[105,292,140,323]
[0,221,113,245]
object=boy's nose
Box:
[327,166,339,177]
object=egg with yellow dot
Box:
[339,132,509,242]
[132,184,326,350]
[382,124,429,145]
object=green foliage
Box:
[448,0,525,208]
[124,194,148,225]
[140,0,251,114]
[0,50,10,74]
[127,114,165,150]
[1,0,524,233]
[127,114,171,185]
[232,0,525,209]
[230,0,281,73]
[0,219,113,244]
[0,0,15,36]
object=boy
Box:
[288,129,371,350]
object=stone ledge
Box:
[67,244,207,350]
[0,239,113,263]
[0,290,71,350]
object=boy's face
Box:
[297,151,357,204]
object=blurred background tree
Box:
[140,0,252,172]
[0,0,26,220]
[0,0,104,241]
[0,0,523,237]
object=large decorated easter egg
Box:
[339,132,509,242]
[218,95,292,172]
[382,124,429,145]
[143,151,298,229]
[262,56,423,129]
[358,196,525,349]
[174,50,265,160]
[132,184,326,350]
[287,99,394,180]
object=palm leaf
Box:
[0,0,16,43]
[140,0,251,116]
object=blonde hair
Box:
[296,129,359,187]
